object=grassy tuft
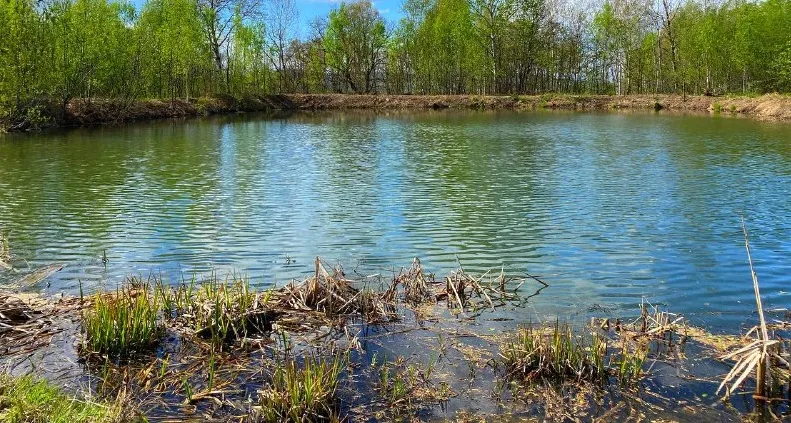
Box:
[0,374,121,423]
[376,355,452,408]
[500,323,650,389]
[500,323,608,384]
[82,281,162,357]
[256,354,345,422]
[158,274,273,348]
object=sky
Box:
[129,0,406,39]
[296,0,404,33]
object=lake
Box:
[1,110,790,331]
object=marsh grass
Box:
[500,323,609,385]
[498,322,650,390]
[373,354,454,414]
[0,373,121,423]
[82,279,162,357]
[156,274,275,348]
[255,354,346,422]
[615,342,646,385]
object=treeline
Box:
[2,0,791,114]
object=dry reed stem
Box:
[716,219,783,398]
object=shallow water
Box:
[1,110,790,331]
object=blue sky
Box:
[129,0,405,39]
[296,0,404,33]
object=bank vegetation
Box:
[3,0,791,129]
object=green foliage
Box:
[324,1,387,93]
[1,0,791,113]
[257,355,346,422]
[0,374,121,423]
[82,283,163,357]
[773,42,791,92]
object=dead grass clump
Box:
[717,219,791,400]
[440,263,542,314]
[277,258,397,325]
[396,258,434,305]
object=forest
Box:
[2,0,791,115]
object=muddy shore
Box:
[2,257,786,422]
[3,93,791,132]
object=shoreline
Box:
[1,256,788,421]
[3,93,791,132]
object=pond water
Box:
[1,110,790,331]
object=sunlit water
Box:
[1,110,790,330]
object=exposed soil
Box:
[286,93,791,121]
[3,93,791,132]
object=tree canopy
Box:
[2,0,791,113]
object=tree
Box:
[196,0,263,91]
[323,1,387,93]
[266,0,298,92]
[137,0,211,99]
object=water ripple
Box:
[1,111,790,330]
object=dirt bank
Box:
[0,95,297,132]
[286,93,791,121]
[3,93,791,132]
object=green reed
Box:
[500,323,609,384]
[82,281,162,357]
[257,354,345,422]
[156,275,265,348]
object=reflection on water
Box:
[1,110,790,330]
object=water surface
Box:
[1,110,790,330]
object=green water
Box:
[1,110,790,330]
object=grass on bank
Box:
[255,354,346,422]
[0,374,122,423]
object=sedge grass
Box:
[500,323,648,388]
[157,274,271,348]
[500,323,609,384]
[82,281,162,357]
[256,354,345,422]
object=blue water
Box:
[1,110,790,330]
